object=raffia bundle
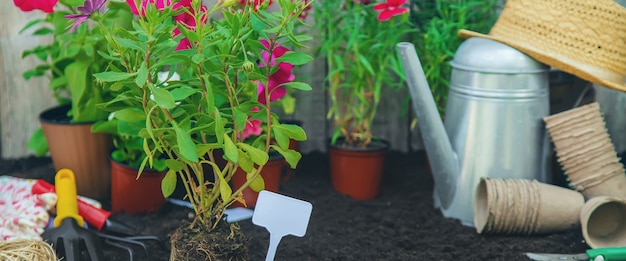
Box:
[0,239,57,261]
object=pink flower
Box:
[257,39,295,104]
[125,0,171,15]
[238,0,273,11]
[297,0,311,19]
[373,0,408,21]
[13,0,57,13]
[172,0,207,50]
[238,107,263,140]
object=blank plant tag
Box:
[252,190,313,261]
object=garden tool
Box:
[252,190,312,261]
[96,232,167,261]
[32,179,136,236]
[42,168,104,261]
[397,39,551,227]
[526,247,626,260]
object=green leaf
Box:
[161,169,177,198]
[165,159,184,172]
[173,123,198,162]
[59,0,85,7]
[293,35,313,42]
[94,71,136,82]
[237,150,254,173]
[272,127,290,149]
[215,108,224,144]
[114,108,146,122]
[238,143,268,166]
[27,128,48,157]
[250,12,268,39]
[280,81,312,91]
[218,171,232,201]
[273,124,307,141]
[275,51,313,65]
[32,27,53,36]
[113,37,143,51]
[135,62,148,87]
[19,19,45,34]
[91,120,118,134]
[66,60,107,122]
[223,134,238,162]
[247,171,265,192]
[233,108,247,135]
[191,53,205,64]
[271,145,301,169]
[151,87,176,109]
[170,86,199,101]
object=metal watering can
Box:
[397,38,552,226]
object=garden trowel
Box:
[252,190,312,261]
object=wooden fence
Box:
[0,2,423,159]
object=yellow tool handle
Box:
[53,169,85,228]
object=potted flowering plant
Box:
[313,0,414,200]
[12,0,133,200]
[314,0,414,147]
[80,0,311,258]
[14,0,133,154]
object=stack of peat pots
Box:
[544,102,626,199]
[474,102,626,249]
[544,102,626,248]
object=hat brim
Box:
[458,29,626,93]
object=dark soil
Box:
[1,151,589,260]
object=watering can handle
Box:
[53,169,85,228]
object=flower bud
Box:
[222,0,238,7]
[242,61,255,73]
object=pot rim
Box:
[39,104,95,125]
[327,137,389,152]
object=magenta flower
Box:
[238,107,263,140]
[172,0,208,50]
[373,0,408,21]
[125,0,170,16]
[13,0,57,13]
[257,39,295,104]
[64,0,108,30]
[238,0,273,11]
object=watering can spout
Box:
[396,42,459,211]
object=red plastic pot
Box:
[328,138,389,200]
[111,159,167,215]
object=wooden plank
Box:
[0,5,57,159]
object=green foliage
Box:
[21,1,134,155]
[313,0,417,147]
[94,0,312,228]
[410,0,500,116]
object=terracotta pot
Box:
[231,155,284,208]
[39,105,112,200]
[328,138,389,200]
[110,159,167,214]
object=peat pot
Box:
[110,159,167,215]
[231,154,284,208]
[328,138,389,200]
[39,104,112,200]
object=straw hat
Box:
[458,0,626,92]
